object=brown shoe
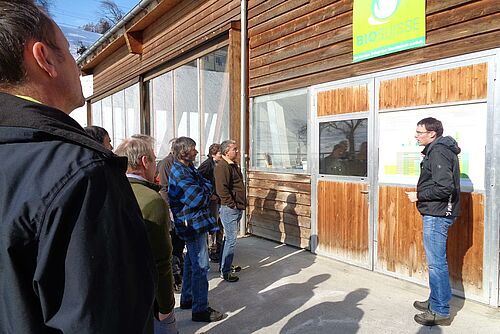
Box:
[414,310,450,326]
[413,299,429,312]
[192,307,224,322]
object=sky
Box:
[51,0,140,29]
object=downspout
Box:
[240,0,248,236]
[76,0,154,65]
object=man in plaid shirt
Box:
[168,137,224,323]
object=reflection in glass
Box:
[174,61,199,165]
[101,96,113,144]
[91,101,102,125]
[125,84,140,140]
[151,72,174,157]
[319,119,368,176]
[251,90,308,171]
[201,47,229,156]
[112,91,125,147]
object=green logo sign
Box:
[353,0,426,62]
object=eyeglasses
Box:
[415,131,430,135]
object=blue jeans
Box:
[154,311,178,334]
[219,206,242,274]
[423,215,454,317]
[181,233,209,313]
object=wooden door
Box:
[315,83,372,268]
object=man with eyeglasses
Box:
[406,117,461,326]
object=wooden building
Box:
[78,0,500,307]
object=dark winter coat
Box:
[417,135,461,217]
[0,93,155,334]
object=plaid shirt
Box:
[168,160,219,240]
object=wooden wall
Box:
[248,0,500,97]
[317,84,369,116]
[377,186,484,295]
[89,0,241,98]
[317,181,369,264]
[247,172,311,248]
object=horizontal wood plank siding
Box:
[377,186,484,295]
[379,63,488,109]
[248,0,500,97]
[248,171,311,249]
[92,0,240,98]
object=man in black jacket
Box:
[0,1,155,332]
[198,143,223,262]
[406,117,461,326]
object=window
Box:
[251,89,308,172]
[319,119,368,177]
[149,47,230,162]
[90,83,140,148]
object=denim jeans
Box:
[423,215,454,317]
[219,205,242,274]
[154,311,178,334]
[181,233,210,313]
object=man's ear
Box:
[31,41,58,78]
[140,155,149,169]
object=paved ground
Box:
[174,236,500,334]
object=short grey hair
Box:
[220,140,236,155]
[115,135,155,170]
[172,137,196,160]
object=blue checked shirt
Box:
[168,161,219,240]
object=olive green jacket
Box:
[128,177,175,315]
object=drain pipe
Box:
[240,0,248,236]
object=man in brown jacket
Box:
[214,140,246,282]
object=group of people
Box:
[0,0,462,331]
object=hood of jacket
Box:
[422,135,461,156]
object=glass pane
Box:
[91,101,102,126]
[125,84,140,138]
[174,60,199,163]
[112,91,126,148]
[200,47,229,155]
[151,72,174,158]
[101,96,113,143]
[251,91,308,171]
[319,119,368,176]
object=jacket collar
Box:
[128,176,162,192]
[0,92,112,156]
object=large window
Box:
[91,83,140,148]
[150,46,229,162]
[251,89,308,172]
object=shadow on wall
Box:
[447,174,475,322]
[279,288,369,334]
[283,193,299,247]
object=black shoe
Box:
[413,299,429,312]
[192,307,224,322]
[220,272,239,282]
[180,300,192,309]
[414,310,450,326]
[173,283,182,294]
[231,265,241,273]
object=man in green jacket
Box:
[116,135,178,334]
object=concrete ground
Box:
[174,236,500,334]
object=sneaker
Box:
[192,307,224,322]
[413,299,429,312]
[414,310,450,326]
[220,272,239,282]
[173,283,182,294]
[231,265,241,273]
[180,300,192,309]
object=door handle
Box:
[360,190,369,194]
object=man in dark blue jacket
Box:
[0,1,155,332]
[406,117,461,326]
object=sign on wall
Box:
[353,0,426,62]
[378,103,487,191]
